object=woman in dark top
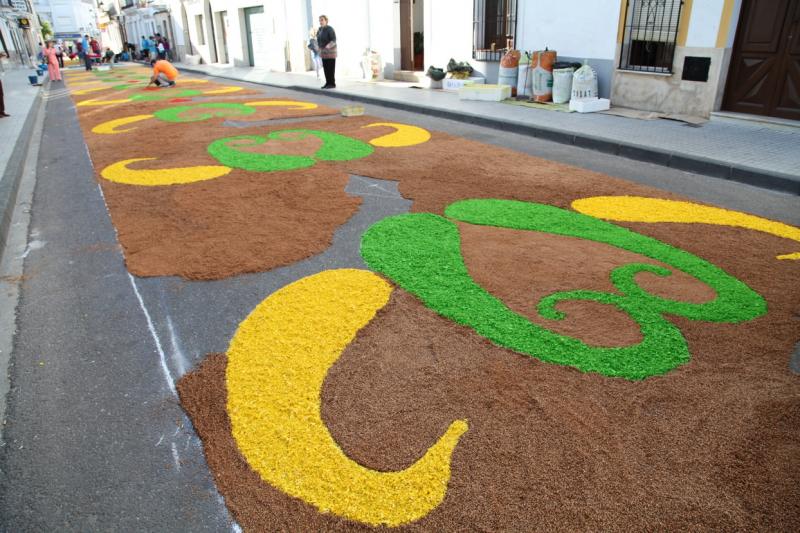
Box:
[316,15,337,89]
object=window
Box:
[619,0,684,73]
[473,0,517,62]
[195,14,205,45]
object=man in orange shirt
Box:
[147,59,178,87]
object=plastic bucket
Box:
[498,66,518,95]
[28,75,38,85]
[552,67,574,104]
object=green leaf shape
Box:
[153,102,256,123]
[130,90,203,102]
[207,130,374,173]
[208,135,315,172]
[360,200,766,380]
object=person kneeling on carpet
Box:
[147,58,178,88]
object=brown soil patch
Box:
[179,283,800,531]
[458,224,717,347]
[75,107,735,280]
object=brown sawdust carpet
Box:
[178,205,799,530]
[69,74,800,529]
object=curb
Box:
[0,88,43,263]
[181,66,800,196]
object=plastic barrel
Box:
[498,66,518,95]
[531,50,556,102]
[552,67,574,104]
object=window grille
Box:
[473,0,518,62]
[619,0,683,73]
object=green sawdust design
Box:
[207,130,374,172]
[131,89,203,102]
[360,199,766,380]
[153,102,257,123]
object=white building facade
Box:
[162,0,798,120]
[34,0,98,40]
[0,0,42,65]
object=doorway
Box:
[244,6,266,67]
[722,0,800,120]
[399,0,424,71]
[215,10,229,64]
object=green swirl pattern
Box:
[153,102,257,123]
[361,199,766,380]
[207,130,374,172]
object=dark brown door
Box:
[723,0,800,120]
[399,0,413,71]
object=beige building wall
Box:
[611,0,742,117]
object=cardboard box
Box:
[443,76,485,91]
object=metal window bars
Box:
[619,0,683,73]
[473,0,518,62]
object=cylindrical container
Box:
[517,62,532,97]
[531,49,556,102]
[552,67,574,104]
[499,49,521,96]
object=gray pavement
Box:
[174,62,800,194]
[0,69,798,531]
[0,66,43,258]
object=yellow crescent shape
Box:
[244,100,319,110]
[77,96,131,107]
[69,80,105,87]
[101,157,232,186]
[226,269,468,526]
[202,86,244,95]
[178,78,210,84]
[362,122,432,147]
[92,115,154,134]
[72,86,110,96]
[572,196,800,260]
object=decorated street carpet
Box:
[67,66,800,530]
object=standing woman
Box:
[317,15,337,89]
[43,41,62,82]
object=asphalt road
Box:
[1,75,799,532]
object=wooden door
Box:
[400,0,413,71]
[723,0,800,119]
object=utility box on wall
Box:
[682,57,711,82]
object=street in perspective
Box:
[1,0,799,531]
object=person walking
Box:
[55,40,64,68]
[317,15,337,89]
[43,41,62,82]
[308,27,322,80]
[81,34,92,71]
[0,55,8,118]
[140,35,150,60]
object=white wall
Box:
[413,0,423,33]
[516,0,620,59]
[50,0,96,35]
[424,0,472,71]
[685,0,724,48]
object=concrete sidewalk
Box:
[0,66,43,260]
[175,62,800,195]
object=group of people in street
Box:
[38,35,120,83]
[31,15,336,91]
[139,34,171,62]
